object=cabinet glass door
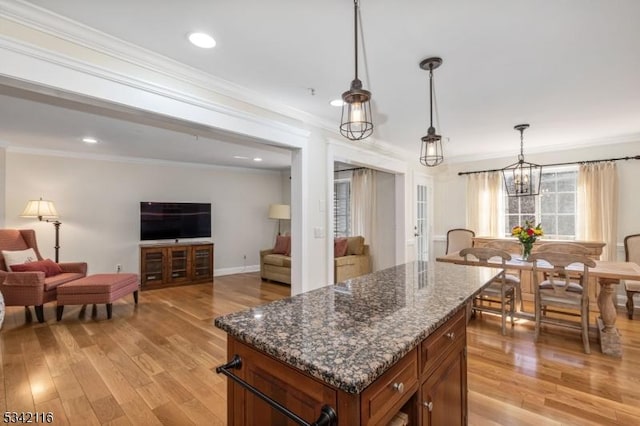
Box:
[169,248,189,282]
[192,246,213,279]
[142,249,165,283]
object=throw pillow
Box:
[10,259,63,277]
[273,235,291,255]
[346,236,365,255]
[334,238,348,257]
[2,248,38,271]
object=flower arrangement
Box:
[511,220,543,260]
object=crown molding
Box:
[0,0,420,150]
[6,145,284,174]
[446,132,640,165]
[0,36,311,148]
[0,0,324,143]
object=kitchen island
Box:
[215,261,499,425]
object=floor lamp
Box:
[268,204,290,236]
[21,197,62,262]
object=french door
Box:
[414,174,433,261]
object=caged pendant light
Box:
[419,57,444,167]
[501,124,542,197]
[339,0,373,141]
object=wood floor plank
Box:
[118,397,163,426]
[3,272,640,425]
[90,394,125,424]
[134,381,171,410]
[152,401,197,426]
[34,397,69,425]
[60,394,101,426]
[3,353,35,412]
[70,358,112,403]
[180,397,225,426]
[82,344,139,405]
[151,371,193,405]
[21,327,58,405]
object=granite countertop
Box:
[214,260,499,394]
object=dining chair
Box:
[446,228,475,255]
[485,240,523,311]
[623,234,640,319]
[529,251,596,354]
[459,247,515,335]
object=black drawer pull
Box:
[216,355,337,426]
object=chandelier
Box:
[501,124,542,197]
[339,0,373,141]
[419,57,444,167]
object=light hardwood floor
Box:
[1,273,639,425]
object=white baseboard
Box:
[214,265,260,277]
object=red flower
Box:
[527,228,534,236]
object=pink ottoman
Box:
[56,273,139,321]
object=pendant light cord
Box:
[353,0,359,81]
[429,67,434,127]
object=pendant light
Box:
[340,0,373,141]
[501,124,542,197]
[419,57,444,167]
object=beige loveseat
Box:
[260,236,372,285]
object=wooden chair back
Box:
[528,251,595,297]
[459,247,511,266]
[624,234,640,264]
[446,228,475,254]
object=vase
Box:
[521,242,533,261]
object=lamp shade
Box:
[21,198,59,219]
[268,204,290,220]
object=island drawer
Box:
[360,348,418,426]
[420,308,465,378]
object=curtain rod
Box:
[334,167,367,173]
[457,155,640,176]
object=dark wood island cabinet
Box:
[215,261,498,425]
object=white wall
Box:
[0,147,5,227]
[373,170,396,270]
[4,152,284,276]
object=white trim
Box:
[0,37,310,147]
[215,265,260,277]
[450,133,640,164]
[0,0,326,131]
[5,145,284,175]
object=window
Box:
[334,179,351,237]
[505,166,577,239]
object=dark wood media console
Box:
[139,241,214,290]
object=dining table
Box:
[436,251,640,357]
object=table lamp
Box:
[268,204,290,236]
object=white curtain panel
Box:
[351,169,377,266]
[577,162,618,261]
[466,171,504,237]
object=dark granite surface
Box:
[215,261,499,393]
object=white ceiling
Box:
[2,0,640,167]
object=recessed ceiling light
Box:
[233,155,249,160]
[82,137,98,144]
[253,157,263,162]
[330,99,344,107]
[188,32,216,49]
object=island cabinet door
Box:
[420,341,467,426]
[228,339,338,426]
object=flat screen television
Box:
[140,202,211,241]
